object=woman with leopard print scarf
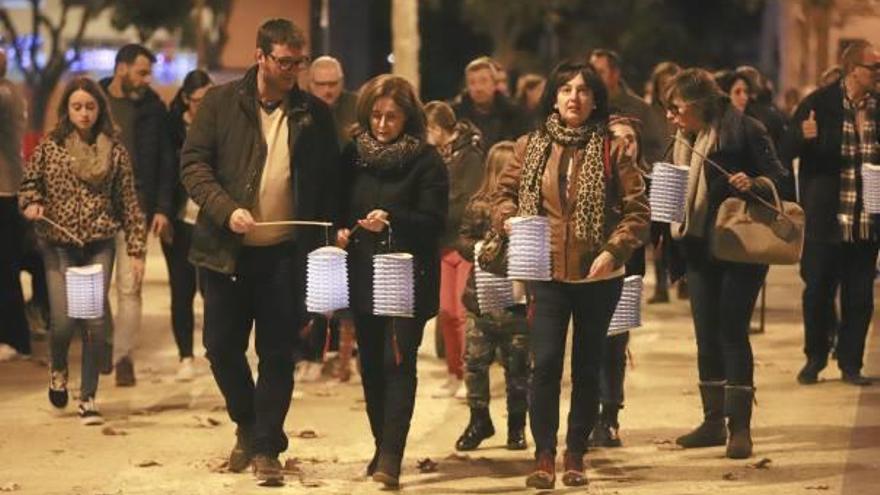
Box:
[19,77,147,427]
[491,61,650,489]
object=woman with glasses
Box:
[666,69,785,459]
[492,61,649,488]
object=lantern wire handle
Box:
[39,216,84,247]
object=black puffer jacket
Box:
[338,140,449,319]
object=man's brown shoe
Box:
[525,451,555,489]
[252,454,284,486]
[228,427,253,473]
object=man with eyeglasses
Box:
[309,55,358,148]
[180,18,338,485]
[784,40,880,387]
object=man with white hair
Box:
[308,55,357,148]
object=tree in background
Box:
[0,0,110,132]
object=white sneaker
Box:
[175,357,196,382]
[431,375,462,398]
[0,344,19,362]
[453,381,468,400]
[301,361,323,382]
[78,399,104,426]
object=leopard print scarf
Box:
[518,112,606,244]
[355,131,423,172]
[65,132,114,187]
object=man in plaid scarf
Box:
[785,41,879,387]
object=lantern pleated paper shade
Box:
[65,264,104,319]
[507,216,552,281]
[608,275,643,336]
[649,162,690,223]
[474,241,515,313]
[306,246,350,313]
[862,163,880,214]
[373,253,415,318]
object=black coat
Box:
[782,80,880,242]
[339,141,449,319]
[669,104,787,279]
[180,66,340,274]
[451,92,528,149]
[99,78,175,220]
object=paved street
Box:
[0,238,877,494]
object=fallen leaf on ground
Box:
[651,439,671,445]
[748,458,772,469]
[101,426,127,436]
[445,453,470,462]
[805,485,830,491]
[299,479,325,488]
[417,458,438,473]
[295,429,320,439]
[136,460,161,468]
[0,482,21,492]
[50,449,64,455]
[314,389,337,397]
[722,472,737,481]
[283,459,301,474]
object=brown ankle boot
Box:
[525,451,555,489]
[562,450,588,487]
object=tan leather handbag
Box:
[710,177,804,265]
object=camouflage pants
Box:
[463,310,530,414]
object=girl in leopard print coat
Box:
[18,77,146,425]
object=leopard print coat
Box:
[18,136,147,257]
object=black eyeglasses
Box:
[266,53,310,71]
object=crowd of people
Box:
[0,15,878,490]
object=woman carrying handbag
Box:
[665,69,788,459]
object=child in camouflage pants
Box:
[453,141,530,451]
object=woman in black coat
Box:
[336,74,449,489]
[666,69,786,459]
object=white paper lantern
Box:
[306,246,349,313]
[474,241,515,313]
[608,275,643,336]
[649,162,690,223]
[862,163,880,214]
[65,264,104,319]
[372,253,415,318]
[507,216,552,281]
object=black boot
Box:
[455,407,495,451]
[506,412,527,450]
[591,403,622,447]
[372,452,402,489]
[796,357,827,385]
[676,382,727,448]
[725,385,754,459]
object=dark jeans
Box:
[684,240,767,386]
[529,278,623,456]
[42,238,115,400]
[599,331,629,407]
[160,221,200,359]
[0,197,30,354]
[200,243,305,456]
[353,312,425,458]
[801,240,878,374]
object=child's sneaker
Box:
[78,398,104,426]
[49,369,69,409]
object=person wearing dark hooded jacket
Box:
[424,101,484,398]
